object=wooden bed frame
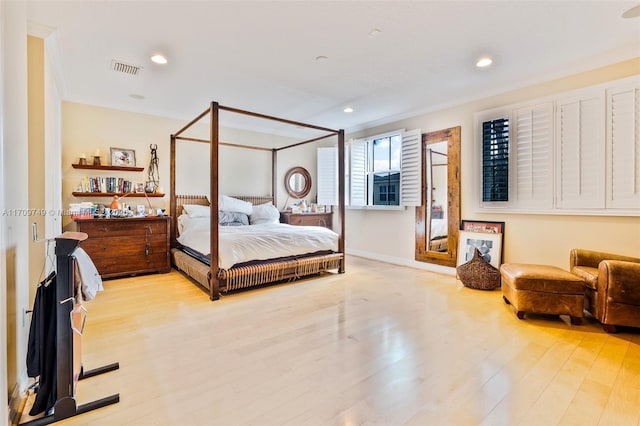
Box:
[170,103,346,300]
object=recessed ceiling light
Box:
[129,94,145,100]
[150,54,168,65]
[344,107,354,113]
[368,28,381,37]
[315,55,328,61]
[622,5,640,18]
[476,57,493,68]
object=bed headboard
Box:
[174,195,275,216]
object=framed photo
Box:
[461,220,504,234]
[461,220,505,262]
[110,147,136,167]
[457,230,502,269]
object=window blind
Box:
[608,86,640,208]
[400,129,421,206]
[350,139,367,206]
[513,103,553,209]
[316,147,338,206]
[482,117,510,202]
[556,93,605,209]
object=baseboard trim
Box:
[345,248,456,276]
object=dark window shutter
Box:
[482,117,510,202]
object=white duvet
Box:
[177,222,339,269]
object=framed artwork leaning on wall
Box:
[457,230,503,270]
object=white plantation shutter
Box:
[400,129,422,206]
[513,103,553,209]
[556,91,605,209]
[316,147,338,205]
[350,138,367,206]
[607,84,640,209]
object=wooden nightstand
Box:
[279,211,333,229]
[73,216,171,278]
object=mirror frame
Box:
[415,126,461,267]
[284,166,312,199]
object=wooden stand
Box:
[21,232,119,425]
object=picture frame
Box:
[460,220,504,234]
[110,147,136,167]
[457,230,503,270]
[461,220,505,262]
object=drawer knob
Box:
[101,227,109,232]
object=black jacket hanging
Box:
[26,271,58,416]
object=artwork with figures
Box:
[457,230,502,269]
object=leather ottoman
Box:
[500,263,585,325]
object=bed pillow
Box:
[220,195,253,215]
[219,211,249,226]
[178,214,210,235]
[250,202,280,225]
[182,204,211,218]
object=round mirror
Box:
[284,167,312,199]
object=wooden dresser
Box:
[279,211,333,229]
[73,216,171,278]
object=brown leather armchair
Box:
[570,249,640,333]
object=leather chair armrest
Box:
[597,260,640,306]
[570,248,640,269]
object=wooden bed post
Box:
[338,129,346,273]
[170,135,177,248]
[272,149,277,205]
[210,102,220,301]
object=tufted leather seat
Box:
[500,263,585,325]
[570,249,640,333]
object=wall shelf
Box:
[72,164,144,172]
[72,192,165,198]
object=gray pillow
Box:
[218,211,249,226]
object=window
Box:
[369,135,401,205]
[317,129,421,208]
[481,117,510,202]
[351,129,420,208]
[475,75,638,216]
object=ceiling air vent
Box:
[111,60,142,76]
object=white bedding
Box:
[177,222,339,269]
[431,218,448,239]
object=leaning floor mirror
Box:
[415,126,461,267]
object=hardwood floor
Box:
[23,256,640,425]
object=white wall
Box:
[2,0,30,408]
[345,59,640,272]
[0,0,8,420]
[62,102,319,219]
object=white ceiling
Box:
[26,1,640,137]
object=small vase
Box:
[145,181,156,193]
[110,195,122,210]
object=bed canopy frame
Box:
[170,102,345,300]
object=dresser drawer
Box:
[73,217,170,278]
[76,219,167,238]
[80,235,168,257]
[280,212,332,229]
[92,254,170,278]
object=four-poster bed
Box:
[170,102,345,301]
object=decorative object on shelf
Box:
[110,195,122,210]
[146,144,160,193]
[456,247,501,290]
[79,153,87,165]
[110,147,136,167]
[93,149,101,166]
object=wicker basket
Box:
[456,247,501,290]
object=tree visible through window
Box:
[482,117,509,202]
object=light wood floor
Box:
[22,256,640,426]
